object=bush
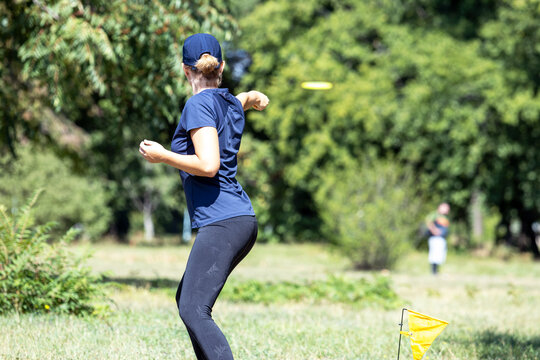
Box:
[0,146,111,239]
[220,275,401,309]
[316,159,426,270]
[0,192,106,315]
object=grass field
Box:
[1,242,540,359]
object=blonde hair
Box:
[195,53,221,79]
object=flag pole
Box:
[397,308,407,360]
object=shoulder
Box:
[182,93,217,120]
[227,91,243,111]
[228,92,243,109]
[426,211,437,221]
[219,90,244,113]
[181,92,219,130]
[185,92,214,109]
[437,216,450,227]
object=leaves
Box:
[239,0,539,243]
[0,146,111,239]
[0,192,106,316]
[221,275,401,309]
[1,0,238,238]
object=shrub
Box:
[0,146,111,239]
[316,159,426,270]
[220,275,401,309]
[0,192,106,315]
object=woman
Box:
[139,33,269,360]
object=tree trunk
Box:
[143,191,155,242]
[471,190,483,245]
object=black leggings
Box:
[175,215,258,360]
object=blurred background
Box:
[1,1,540,359]
[2,0,538,266]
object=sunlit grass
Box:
[82,242,350,281]
[2,243,539,359]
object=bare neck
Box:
[190,79,218,95]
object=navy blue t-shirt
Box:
[171,88,255,228]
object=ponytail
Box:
[195,54,220,78]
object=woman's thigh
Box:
[179,216,258,307]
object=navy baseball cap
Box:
[182,33,222,69]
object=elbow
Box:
[201,162,219,177]
[205,169,219,177]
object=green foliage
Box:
[481,0,540,89]
[1,0,237,237]
[316,160,425,269]
[2,244,540,359]
[392,0,500,38]
[0,192,106,315]
[0,146,111,239]
[239,0,539,249]
[221,275,401,309]
[477,0,540,238]
[468,193,503,248]
[124,161,185,241]
[1,0,538,251]
[236,134,292,242]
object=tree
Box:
[238,0,539,253]
[124,162,182,242]
[1,0,237,238]
[478,0,540,255]
[0,145,110,239]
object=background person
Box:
[139,33,269,360]
[425,203,451,275]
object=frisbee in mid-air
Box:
[301,81,333,90]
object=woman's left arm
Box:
[236,90,269,111]
[139,126,220,177]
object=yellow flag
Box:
[400,309,448,360]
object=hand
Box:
[250,91,269,111]
[139,139,165,163]
[428,223,441,236]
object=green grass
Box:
[1,243,540,359]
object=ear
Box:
[182,63,191,79]
[219,61,226,74]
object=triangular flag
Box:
[400,309,448,360]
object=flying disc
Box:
[301,81,333,90]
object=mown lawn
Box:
[1,243,539,359]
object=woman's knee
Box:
[179,300,211,326]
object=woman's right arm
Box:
[139,126,220,177]
[236,90,269,111]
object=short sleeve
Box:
[182,96,217,132]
